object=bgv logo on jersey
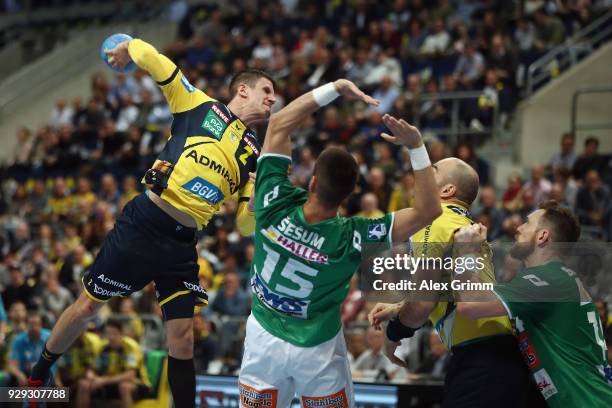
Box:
[252,274,310,319]
[180,76,195,93]
[367,223,387,240]
[533,369,558,400]
[182,177,224,204]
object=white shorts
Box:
[239,314,354,408]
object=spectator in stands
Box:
[518,188,538,220]
[50,98,75,129]
[533,8,567,50]
[388,172,415,212]
[99,173,121,213]
[453,42,485,88]
[75,320,150,408]
[7,312,50,386]
[357,193,385,220]
[550,182,571,208]
[573,137,605,181]
[502,173,523,213]
[553,166,579,209]
[475,186,504,241]
[0,297,6,348]
[47,177,72,218]
[352,326,397,381]
[487,34,518,87]
[454,142,489,186]
[371,76,401,114]
[6,127,33,182]
[57,330,101,391]
[290,146,316,188]
[40,277,74,321]
[523,164,552,204]
[193,314,216,375]
[550,133,577,172]
[415,331,450,377]
[514,17,536,51]
[2,265,37,310]
[420,17,451,55]
[575,169,610,226]
[119,298,144,343]
[367,167,392,211]
[7,301,27,335]
[210,272,249,317]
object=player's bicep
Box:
[159,70,212,113]
[392,207,438,243]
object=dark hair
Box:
[229,69,276,100]
[313,147,358,208]
[585,137,599,147]
[538,200,581,243]
[105,319,123,332]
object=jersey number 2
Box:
[239,145,254,165]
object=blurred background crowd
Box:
[1,0,612,401]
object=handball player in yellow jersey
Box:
[28,38,276,408]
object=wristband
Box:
[409,144,431,171]
[386,314,419,342]
[312,82,340,106]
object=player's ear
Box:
[536,228,551,246]
[440,183,456,199]
[308,176,317,193]
[238,83,249,99]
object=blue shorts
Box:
[82,192,208,320]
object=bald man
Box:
[369,158,543,408]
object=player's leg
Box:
[294,329,354,408]
[75,378,92,408]
[117,380,135,408]
[29,293,104,385]
[165,316,196,408]
[239,315,295,408]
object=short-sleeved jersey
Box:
[97,336,151,387]
[10,329,52,374]
[251,154,394,347]
[128,39,259,230]
[494,261,612,407]
[410,203,513,348]
[58,332,102,380]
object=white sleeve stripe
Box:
[258,153,292,163]
[387,212,395,244]
[493,289,514,319]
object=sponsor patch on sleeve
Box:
[239,383,277,408]
[180,75,195,93]
[301,389,348,408]
[367,223,387,240]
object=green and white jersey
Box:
[494,260,612,408]
[251,154,394,347]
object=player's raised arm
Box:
[381,115,442,242]
[262,79,380,156]
[105,39,208,113]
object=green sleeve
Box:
[349,213,395,251]
[255,154,308,228]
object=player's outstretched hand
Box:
[454,223,487,256]
[368,302,401,331]
[333,79,380,107]
[383,336,407,367]
[104,41,131,70]
[380,114,423,149]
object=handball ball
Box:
[100,33,136,73]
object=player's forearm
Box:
[102,370,136,385]
[412,165,441,224]
[398,300,436,327]
[236,201,255,236]
[127,39,177,83]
